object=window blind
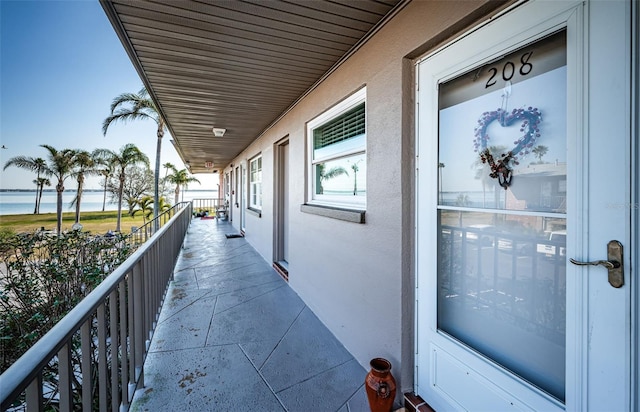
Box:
[313,103,365,150]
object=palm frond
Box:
[3,156,36,171]
[109,92,143,113]
[103,110,154,133]
[323,166,348,180]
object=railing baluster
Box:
[58,343,72,411]
[81,319,92,410]
[144,251,152,346]
[156,243,160,325]
[127,268,136,401]
[146,247,154,342]
[97,304,108,412]
[119,277,130,408]
[155,243,161,330]
[25,373,43,412]
[133,261,144,388]
[109,289,120,412]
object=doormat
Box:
[225,233,243,239]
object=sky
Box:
[0,0,217,191]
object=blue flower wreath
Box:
[473,106,542,189]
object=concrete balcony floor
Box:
[131,218,371,411]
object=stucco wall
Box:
[223,0,509,394]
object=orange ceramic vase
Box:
[365,358,396,412]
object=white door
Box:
[283,144,289,263]
[234,166,239,223]
[240,163,246,232]
[415,1,634,410]
[225,172,231,221]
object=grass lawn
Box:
[0,210,147,234]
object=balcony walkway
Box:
[131,218,371,411]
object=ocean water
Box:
[0,190,218,216]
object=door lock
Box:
[570,240,624,288]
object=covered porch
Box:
[132,217,372,411]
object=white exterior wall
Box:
[223,0,507,393]
[240,144,274,260]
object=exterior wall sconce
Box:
[212,127,226,137]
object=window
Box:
[307,88,366,208]
[249,155,262,210]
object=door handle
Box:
[569,259,619,270]
[570,240,624,288]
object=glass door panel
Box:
[437,30,567,401]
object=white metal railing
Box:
[191,198,226,217]
[129,202,190,246]
[0,202,193,411]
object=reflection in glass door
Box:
[436,31,567,401]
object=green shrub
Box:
[0,230,133,409]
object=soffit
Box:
[101,0,405,174]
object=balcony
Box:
[1,205,370,411]
[131,217,369,411]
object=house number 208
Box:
[485,51,534,88]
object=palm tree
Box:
[33,177,51,214]
[159,197,172,213]
[94,149,115,212]
[165,166,200,205]
[99,165,114,212]
[350,160,361,196]
[40,145,77,234]
[103,87,167,230]
[3,156,47,214]
[472,145,508,208]
[316,163,348,195]
[532,145,549,163]
[94,144,149,232]
[133,196,171,226]
[70,150,100,225]
[132,195,154,225]
[162,162,175,194]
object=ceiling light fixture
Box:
[212,127,226,137]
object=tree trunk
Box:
[174,186,180,205]
[37,184,44,214]
[102,176,108,212]
[33,184,39,214]
[75,176,84,224]
[117,172,125,232]
[353,171,357,196]
[153,127,164,231]
[56,181,64,235]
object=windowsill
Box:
[247,207,262,218]
[300,203,365,224]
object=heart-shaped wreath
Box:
[473,107,542,189]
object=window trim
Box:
[249,154,262,211]
[306,87,367,209]
[300,203,365,224]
